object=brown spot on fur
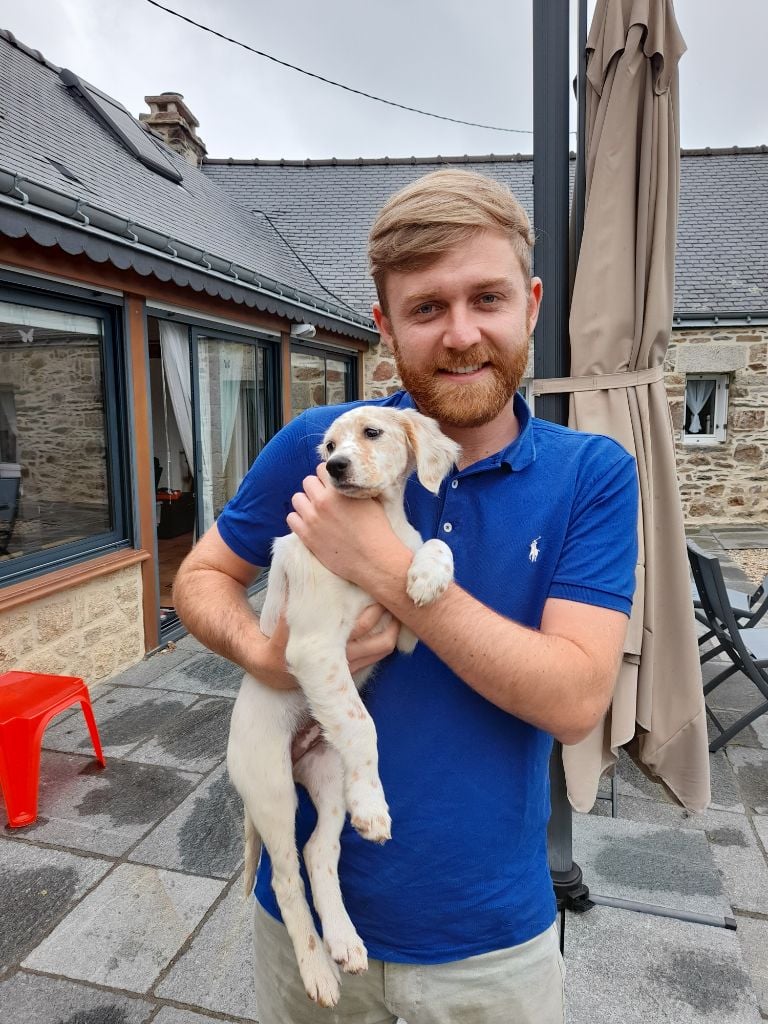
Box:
[308,935,316,951]
[352,770,360,781]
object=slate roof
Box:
[1,27,766,329]
[0,30,374,339]
[204,149,768,320]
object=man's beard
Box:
[391,332,529,428]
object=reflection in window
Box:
[0,300,112,563]
[683,373,728,444]
[198,338,268,529]
[290,348,353,416]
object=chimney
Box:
[140,92,207,167]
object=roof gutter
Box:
[673,312,768,328]
[0,167,378,342]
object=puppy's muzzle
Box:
[326,456,351,482]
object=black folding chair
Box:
[687,542,768,752]
[690,549,768,660]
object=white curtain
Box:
[220,345,245,469]
[159,321,195,481]
[686,379,715,434]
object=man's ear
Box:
[401,410,460,494]
[372,302,395,354]
[527,277,543,335]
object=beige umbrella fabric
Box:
[543,0,710,812]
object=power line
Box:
[253,208,364,316]
[143,0,535,136]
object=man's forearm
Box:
[173,568,296,690]
[361,546,620,745]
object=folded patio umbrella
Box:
[549,0,711,811]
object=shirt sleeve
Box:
[215,412,317,567]
[548,446,639,615]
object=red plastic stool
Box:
[0,671,106,828]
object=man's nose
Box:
[442,307,482,349]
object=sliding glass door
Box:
[195,333,275,532]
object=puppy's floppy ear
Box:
[401,409,460,493]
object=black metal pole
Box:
[534,0,593,917]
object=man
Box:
[174,170,638,1023]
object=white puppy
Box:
[227,405,459,1007]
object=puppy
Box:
[227,406,459,1007]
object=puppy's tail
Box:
[243,809,262,898]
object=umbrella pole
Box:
[533,0,592,925]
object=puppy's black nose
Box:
[326,456,350,480]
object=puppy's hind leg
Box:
[294,742,368,975]
[228,718,340,1006]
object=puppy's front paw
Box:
[406,539,454,607]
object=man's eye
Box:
[479,294,498,304]
[416,303,435,315]
[326,441,336,453]
[363,427,383,439]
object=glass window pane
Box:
[198,338,262,530]
[291,350,326,416]
[326,358,349,406]
[0,300,111,563]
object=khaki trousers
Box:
[253,902,566,1024]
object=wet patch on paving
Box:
[0,972,154,1024]
[75,761,200,827]
[0,841,109,969]
[706,826,750,848]
[129,765,242,879]
[653,947,752,1014]
[593,829,723,897]
[128,697,233,772]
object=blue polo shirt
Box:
[217,391,638,964]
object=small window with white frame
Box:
[683,373,728,444]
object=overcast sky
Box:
[5,0,768,160]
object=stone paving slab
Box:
[727,746,768,814]
[0,838,110,970]
[572,815,731,919]
[616,747,744,813]
[20,750,202,856]
[43,686,200,759]
[753,814,768,854]
[708,671,767,716]
[108,638,208,688]
[0,971,155,1024]
[564,905,762,1023]
[155,878,257,1021]
[129,764,243,879]
[734,916,768,1017]
[129,696,233,773]
[145,651,245,697]
[22,863,225,992]
[709,708,768,750]
[154,1008,241,1024]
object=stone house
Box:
[1,27,766,682]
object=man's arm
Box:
[287,466,628,745]
[173,523,401,689]
[173,523,297,689]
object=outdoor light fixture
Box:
[290,322,316,339]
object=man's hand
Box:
[261,602,401,688]
[286,463,410,586]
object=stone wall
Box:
[667,326,767,523]
[0,341,108,508]
[362,327,768,527]
[0,565,145,685]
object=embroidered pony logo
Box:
[529,537,541,563]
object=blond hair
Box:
[368,169,534,311]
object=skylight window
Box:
[59,69,183,184]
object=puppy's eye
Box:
[326,441,336,454]
[363,427,383,439]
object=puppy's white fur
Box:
[227,406,459,1007]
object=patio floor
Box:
[1,527,767,1023]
